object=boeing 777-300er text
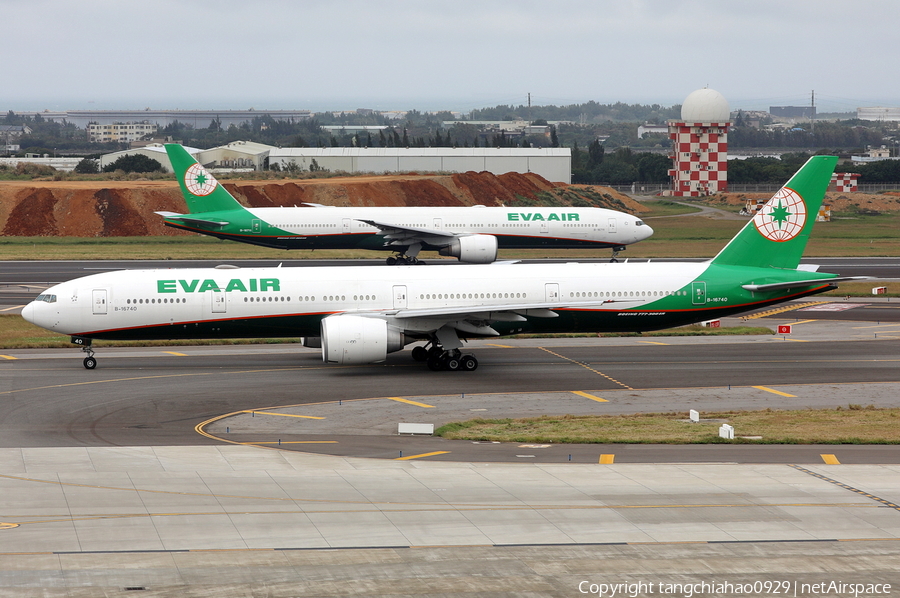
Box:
[156,143,653,264]
[24,156,864,372]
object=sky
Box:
[4,0,899,115]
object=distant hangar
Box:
[268,147,572,184]
[100,144,572,184]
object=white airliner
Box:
[157,144,653,264]
[23,156,862,373]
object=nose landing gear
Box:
[72,337,97,369]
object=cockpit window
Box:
[635,220,645,226]
[35,294,57,303]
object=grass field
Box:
[434,406,900,444]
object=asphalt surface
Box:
[3,316,900,462]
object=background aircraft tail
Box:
[165,144,245,214]
[710,155,837,270]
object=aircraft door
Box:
[433,218,442,230]
[92,289,107,315]
[211,289,227,313]
[342,218,351,233]
[393,285,408,309]
[540,221,549,234]
[545,283,559,302]
[691,282,707,305]
[608,218,617,235]
[252,219,262,234]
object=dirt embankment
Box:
[706,191,900,213]
[0,172,643,237]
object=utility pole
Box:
[527,92,531,124]
[810,90,815,136]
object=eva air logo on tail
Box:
[753,187,806,242]
[184,163,217,197]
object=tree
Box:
[101,153,163,173]
[74,158,99,174]
[587,139,605,168]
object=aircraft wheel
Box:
[83,356,97,370]
[443,355,461,371]
[386,256,398,265]
[460,355,478,371]
[427,355,443,371]
[411,346,428,362]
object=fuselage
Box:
[163,206,652,251]
[22,261,833,342]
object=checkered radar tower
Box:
[668,88,731,197]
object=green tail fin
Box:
[711,155,837,270]
[165,144,244,214]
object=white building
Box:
[857,107,900,122]
[268,147,572,183]
[196,141,276,170]
[88,122,157,143]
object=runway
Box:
[3,264,900,595]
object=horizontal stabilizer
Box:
[155,211,229,228]
[742,276,870,293]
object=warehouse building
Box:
[268,147,572,183]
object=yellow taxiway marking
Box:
[388,397,435,408]
[789,319,818,326]
[162,351,187,356]
[486,344,514,348]
[245,441,337,445]
[0,305,24,312]
[752,385,797,398]
[540,347,633,390]
[572,390,608,403]
[0,355,17,360]
[637,341,669,345]
[395,451,450,461]
[821,454,841,465]
[599,454,615,464]
[241,410,324,420]
[853,323,900,329]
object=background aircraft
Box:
[24,156,863,372]
[157,144,653,264]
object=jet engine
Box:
[321,315,406,365]
[438,234,498,264]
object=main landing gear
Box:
[411,344,478,372]
[385,254,425,265]
[385,242,426,265]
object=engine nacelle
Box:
[438,234,498,264]
[321,315,405,365]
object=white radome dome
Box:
[681,88,730,122]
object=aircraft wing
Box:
[742,276,870,292]
[155,211,229,228]
[367,298,640,341]
[356,218,458,247]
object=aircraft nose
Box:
[638,222,654,240]
[21,301,35,324]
